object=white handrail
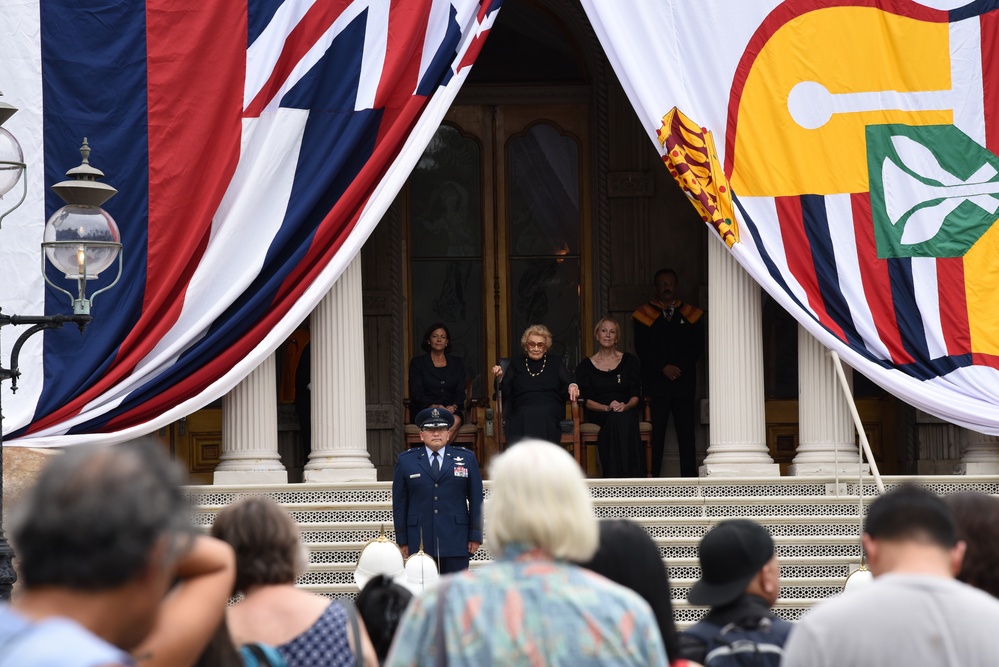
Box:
[829,350,886,495]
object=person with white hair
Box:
[384,439,668,666]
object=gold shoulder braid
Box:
[632,301,661,327]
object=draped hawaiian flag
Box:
[582,0,999,433]
[1,0,501,445]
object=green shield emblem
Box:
[867,123,999,259]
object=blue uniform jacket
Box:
[392,445,484,561]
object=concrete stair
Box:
[186,475,999,625]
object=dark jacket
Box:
[392,445,483,560]
[633,300,703,398]
[408,353,466,421]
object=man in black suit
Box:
[633,268,704,477]
[392,407,483,574]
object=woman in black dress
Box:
[409,323,466,442]
[491,324,579,445]
[575,317,644,477]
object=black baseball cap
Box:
[688,519,775,607]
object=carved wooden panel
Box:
[609,285,654,313]
[366,404,395,430]
[607,171,655,198]
[362,291,393,315]
[189,432,222,474]
[767,425,799,465]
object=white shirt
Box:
[425,446,446,468]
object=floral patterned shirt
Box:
[384,546,668,667]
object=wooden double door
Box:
[405,102,593,399]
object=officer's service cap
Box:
[416,407,454,429]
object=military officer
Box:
[392,407,484,574]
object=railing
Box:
[829,350,886,495]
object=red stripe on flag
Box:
[850,193,913,364]
[936,257,971,357]
[458,30,488,72]
[774,196,847,342]
[369,0,432,148]
[982,9,999,153]
[374,0,430,110]
[972,353,999,371]
[244,0,353,118]
[476,0,491,22]
[459,0,497,74]
[26,0,246,435]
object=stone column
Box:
[957,429,999,475]
[789,327,868,476]
[304,255,377,481]
[214,353,287,484]
[701,238,780,476]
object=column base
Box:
[213,451,286,485]
[304,448,377,482]
[699,463,781,477]
[214,469,289,485]
[303,467,378,482]
[787,463,869,477]
[956,462,999,475]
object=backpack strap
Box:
[679,619,723,663]
[336,600,363,667]
[762,616,794,645]
[682,619,724,644]
[240,642,287,667]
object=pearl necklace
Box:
[525,355,547,377]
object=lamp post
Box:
[0,92,123,600]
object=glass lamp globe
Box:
[43,203,121,279]
[0,127,24,198]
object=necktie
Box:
[432,452,441,474]
[664,305,674,321]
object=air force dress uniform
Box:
[392,408,484,574]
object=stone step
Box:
[190,503,874,530]
[185,475,999,504]
[197,515,866,537]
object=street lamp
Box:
[0,92,123,600]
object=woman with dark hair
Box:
[211,496,377,667]
[491,324,579,445]
[944,492,999,599]
[408,322,466,442]
[355,575,413,665]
